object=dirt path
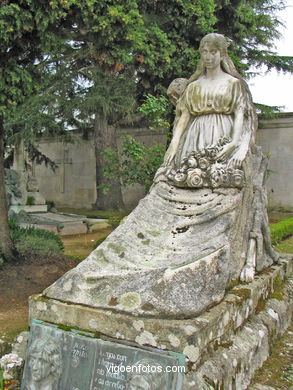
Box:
[0,228,112,342]
[0,255,78,341]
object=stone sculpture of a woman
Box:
[168,33,255,165]
[155,33,257,190]
[44,33,278,318]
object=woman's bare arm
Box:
[163,109,190,166]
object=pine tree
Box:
[1,0,292,260]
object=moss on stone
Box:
[118,292,141,309]
[95,248,110,264]
[107,242,125,255]
[142,239,150,245]
[232,288,251,300]
[146,230,161,237]
[250,324,293,388]
[255,297,266,313]
[269,275,285,301]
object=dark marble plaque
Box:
[21,321,185,390]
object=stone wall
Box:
[34,135,97,209]
[33,128,166,210]
[30,113,293,210]
[256,112,293,209]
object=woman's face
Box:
[200,43,222,70]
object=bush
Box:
[9,219,64,255]
[270,218,293,245]
[26,196,35,205]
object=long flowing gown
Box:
[174,75,246,167]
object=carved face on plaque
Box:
[26,337,62,390]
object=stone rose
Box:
[187,157,198,168]
[198,158,209,170]
[174,172,187,184]
[186,169,203,187]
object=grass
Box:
[275,236,293,254]
[62,228,112,260]
[270,217,293,245]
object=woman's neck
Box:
[205,65,224,80]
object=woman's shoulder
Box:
[223,74,241,85]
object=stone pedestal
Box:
[29,258,292,389]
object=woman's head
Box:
[192,33,240,80]
[199,33,230,58]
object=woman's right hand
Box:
[163,139,179,166]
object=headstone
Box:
[21,321,185,390]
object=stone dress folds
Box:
[174,75,246,166]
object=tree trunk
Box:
[0,117,18,262]
[94,114,125,211]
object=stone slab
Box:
[21,321,185,390]
[33,212,86,223]
[9,205,48,214]
[59,222,88,236]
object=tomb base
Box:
[29,256,292,389]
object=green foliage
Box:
[26,196,35,206]
[102,135,165,191]
[138,94,172,131]
[270,218,293,245]
[255,103,284,119]
[9,219,64,255]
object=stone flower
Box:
[206,147,218,159]
[186,169,203,187]
[210,170,221,187]
[174,172,187,184]
[187,157,198,168]
[198,158,209,170]
[231,169,245,187]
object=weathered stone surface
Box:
[29,259,292,389]
[43,147,277,318]
[11,331,29,360]
[30,259,292,360]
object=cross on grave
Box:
[55,148,73,194]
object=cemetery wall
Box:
[256,112,293,210]
[33,113,293,210]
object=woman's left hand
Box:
[217,142,236,162]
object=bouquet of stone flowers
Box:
[167,137,245,189]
